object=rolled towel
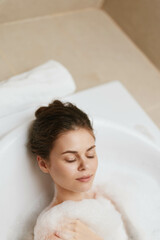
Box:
[0,60,76,118]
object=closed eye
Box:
[66,155,95,163]
[66,159,76,163]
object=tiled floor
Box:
[0,8,160,129]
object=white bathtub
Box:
[0,81,160,239]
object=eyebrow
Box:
[61,145,96,155]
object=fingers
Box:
[57,218,83,239]
[46,235,61,240]
[56,218,78,240]
[61,218,79,226]
[46,231,63,240]
[61,217,75,225]
[59,218,76,231]
[60,218,86,233]
[53,236,61,240]
[56,230,74,240]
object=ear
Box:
[37,155,50,174]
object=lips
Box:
[76,175,93,182]
[76,174,92,180]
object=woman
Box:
[28,99,128,240]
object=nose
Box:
[78,156,89,171]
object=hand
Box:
[56,218,103,240]
[45,231,63,240]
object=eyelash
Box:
[66,156,95,163]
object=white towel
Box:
[0,60,76,137]
[0,60,76,118]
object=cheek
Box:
[51,162,76,179]
[92,156,98,171]
[62,164,77,177]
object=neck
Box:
[52,185,91,206]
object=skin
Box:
[47,219,103,240]
[37,127,103,240]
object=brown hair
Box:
[28,99,95,161]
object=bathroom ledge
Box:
[0,8,160,129]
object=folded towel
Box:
[0,60,76,118]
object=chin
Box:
[80,183,93,191]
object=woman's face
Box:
[43,128,98,193]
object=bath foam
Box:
[33,163,160,240]
[96,163,160,240]
[34,193,128,240]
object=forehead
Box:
[53,128,95,151]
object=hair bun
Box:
[48,99,64,108]
[35,106,48,118]
[35,100,64,118]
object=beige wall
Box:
[0,0,104,24]
[102,0,160,71]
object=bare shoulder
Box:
[92,184,117,206]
